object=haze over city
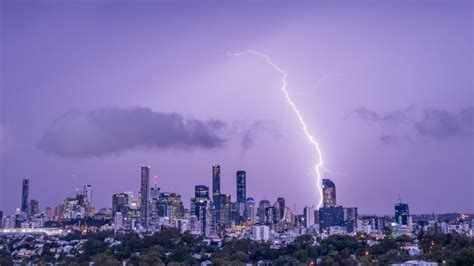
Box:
[1,0,473,216]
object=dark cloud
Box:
[351,105,473,144]
[415,106,474,139]
[350,105,414,124]
[238,120,281,151]
[38,107,228,157]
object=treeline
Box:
[1,227,473,265]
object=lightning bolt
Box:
[228,50,324,208]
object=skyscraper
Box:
[236,171,246,203]
[258,200,271,224]
[112,193,129,217]
[21,179,29,213]
[212,164,221,224]
[236,171,246,222]
[304,206,315,227]
[322,178,336,208]
[277,197,286,221]
[140,166,150,228]
[29,199,39,216]
[193,185,210,223]
[395,202,409,226]
[83,184,92,209]
[246,197,256,223]
[195,185,210,200]
[219,194,232,228]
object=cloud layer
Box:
[350,106,473,145]
[38,107,227,157]
[416,107,474,139]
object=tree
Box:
[139,245,165,265]
[92,251,120,265]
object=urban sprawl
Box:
[0,165,473,265]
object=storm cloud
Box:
[38,107,228,157]
[415,107,474,139]
[350,105,414,124]
[351,106,474,144]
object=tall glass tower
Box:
[322,178,336,208]
[212,164,221,224]
[236,171,246,203]
[140,166,150,228]
[395,202,409,225]
[21,179,29,213]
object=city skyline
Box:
[5,164,470,218]
[1,0,473,216]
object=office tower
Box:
[112,193,129,217]
[219,194,232,228]
[246,197,256,223]
[140,166,150,228]
[29,199,39,216]
[319,206,344,230]
[157,192,184,219]
[265,206,278,225]
[343,207,358,232]
[195,185,210,200]
[114,212,124,229]
[395,202,409,226]
[21,179,29,213]
[236,171,247,222]
[258,200,271,224]
[150,187,160,200]
[314,209,320,225]
[0,211,3,228]
[212,164,221,224]
[276,197,285,221]
[54,205,64,221]
[45,207,53,220]
[236,171,246,203]
[304,206,315,227]
[83,184,92,208]
[322,178,336,208]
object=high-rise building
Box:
[322,178,336,208]
[195,185,210,200]
[83,184,92,208]
[157,192,184,219]
[236,171,246,203]
[304,206,315,227]
[29,199,39,216]
[319,206,344,230]
[246,197,256,223]
[212,164,221,224]
[45,207,53,220]
[21,179,29,213]
[343,207,358,232]
[192,185,210,224]
[114,212,124,229]
[112,193,129,217]
[277,197,285,222]
[258,200,271,224]
[236,171,247,222]
[265,206,278,225]
[219,194,232,228]
[0,211,3,228]
[140,166,150,228]
[395,202,409,226]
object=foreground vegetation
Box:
[1,227,473,265]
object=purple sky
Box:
[1,0,472,215]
